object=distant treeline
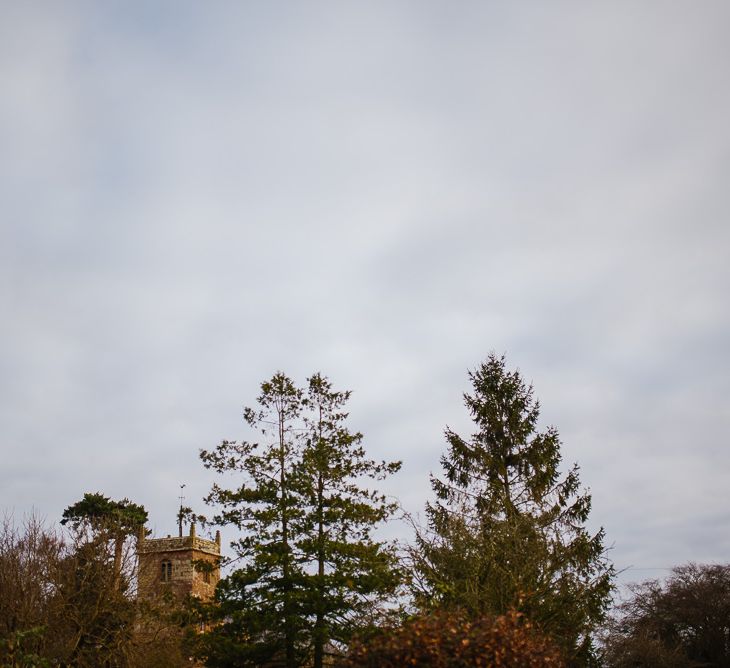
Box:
[2,354,727,667]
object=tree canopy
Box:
[413,353,614,663]
[602,563,730,667]
[0,503,185,668]
[61,492,148,535]
[0,359,631,666]
[195,372,402,668]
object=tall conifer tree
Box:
[199,373,305,667]
[197,372,401,668]
[299,374,401,668]
[414,354,613,663]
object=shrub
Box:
[341,609,564,667]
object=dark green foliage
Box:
[61,492,148,535]
[199,373,306,667]
[0,626,52,668]
[299,374,402,668]
[601,563,730,667]
[196,372,402,668]
[413,354,613,663]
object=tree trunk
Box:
[113,534,122,591]
[313,405,327,668]
[279,406,296,668]
[313,465,325,668]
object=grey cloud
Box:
[1,1,729,582]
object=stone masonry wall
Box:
[137,529,221,602]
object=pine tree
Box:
[59,493,148,666]
[197,372,402,667]
[61,492,147,593]
[414,354,613,663]
[199,372,305,668]
[299,374,401,668]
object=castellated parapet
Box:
[137,522,221,602]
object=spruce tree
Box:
[414,354,613,663]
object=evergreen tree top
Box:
[62,492,148,534]
[416,353,614,663]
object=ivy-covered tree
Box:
[1,505,190,668]
[62,492,147,592]
[196,372,402,668]
[58,493,148,667]
[413,354,613,664]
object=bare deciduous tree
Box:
[602,563,730,667]
[0,512,65,666]
[0,506,193,667]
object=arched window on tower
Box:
[160,559,172,582]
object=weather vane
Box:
[178,483,186,537]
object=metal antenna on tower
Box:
[178,484,186,537]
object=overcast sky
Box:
[2,1,729,590]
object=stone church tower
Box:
[137,522,221,601]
